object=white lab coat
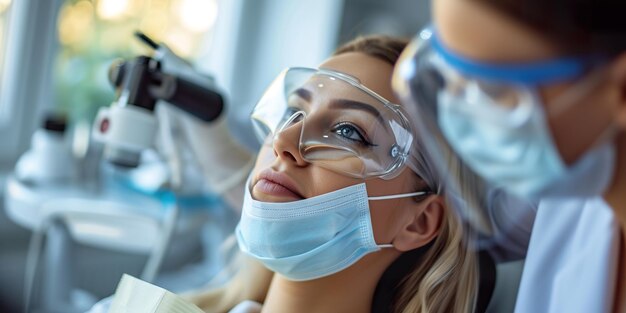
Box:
[87,297,263,313]
[86,297,112,313]
[514,197,620,313]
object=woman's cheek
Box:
[252,145,277,176]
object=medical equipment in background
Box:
[14,114,75,184]
[89,33,233,293]
[6,33,237,313]
[93,32,225,169]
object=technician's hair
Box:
[474,0,626,54]
[335,35,479,313]
[182,35,479,313]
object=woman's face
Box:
[433,0,621,165]
[250,52,427,245]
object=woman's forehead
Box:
[295,75,377,106]
[318,52,399,104]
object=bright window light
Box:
[96,0,129,21]
[0,0,11,14]
[177,0,218,33]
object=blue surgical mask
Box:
[437,77,617,199]
[236,181,426,281]
[394,28,616,199]
[394,29,615,198]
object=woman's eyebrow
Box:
[329,99,384,124]
[294,87,384,124]
[294,88,312,102]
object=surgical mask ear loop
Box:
[368,190,428,201]
[368,190,430,249]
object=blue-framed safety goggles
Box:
[394,28,607,126]
[429,29,603,86]
[391,27,608,236]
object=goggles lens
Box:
[392,28,564,238]
[251,67,413,179]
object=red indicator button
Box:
[100,118,110,133]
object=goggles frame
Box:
[251,67,415,180]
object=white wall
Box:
[197,0,344,149]
[0,0,62,166]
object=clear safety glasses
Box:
[251,67,414,180]
[393,28,603,127]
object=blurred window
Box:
[54,0,219,123]
[0,0,12,118]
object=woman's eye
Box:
[333,123,375,147]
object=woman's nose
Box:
[272,118,308,167]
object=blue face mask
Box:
[395,29,616,199]
[438,87,616,199]
[430,40,617,198]
[236,181,426,281]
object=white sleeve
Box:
[481,190,538,262]
[228,300,263,313]
[156,105,254,210]
[180,115,254,210]
[85,296,113,313]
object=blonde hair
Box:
[394,196,478,313]
[183,35,479,313]
[337,35,478,313]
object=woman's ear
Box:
[610,52,626,128]
[392,195,445,252]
